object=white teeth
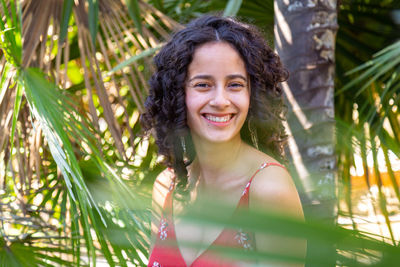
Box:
[205,114,231,122]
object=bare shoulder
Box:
[152,168,175,213]
[248,157,306,266]
[249,157,303,219]
[241,146,306,266]
[153,168,175,192]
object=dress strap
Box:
[241,162,286,199]
[249,162,286,184]
[161,170,176,212]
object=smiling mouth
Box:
[203,114,234,123]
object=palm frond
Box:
[336,18,400,250]
[1,0,178,265]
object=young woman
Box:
[141,15,305,267]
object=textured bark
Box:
[274,0,337,222]
[274,1,338,265]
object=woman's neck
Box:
[191,135,248,189]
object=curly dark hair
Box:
[141,15,288,193]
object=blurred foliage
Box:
[335,0,400,247]
[0,0,399,266]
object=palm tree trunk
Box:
[274,0,338,265]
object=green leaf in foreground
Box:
[16,67,151,266]
[9,81,23,156]
[20,68,102,264]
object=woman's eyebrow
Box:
[188,74,247,82]
[227,74,247,82]
[188,75,213,82]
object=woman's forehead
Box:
[188,42,247,77]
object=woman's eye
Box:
[229,82,245,89]
[194,83,210,88]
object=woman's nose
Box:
[209,87,230,107]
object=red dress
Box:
[148,162,285,267]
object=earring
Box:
[180,136,187,157]
[248,119,259,150]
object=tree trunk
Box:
[274,0,338,265]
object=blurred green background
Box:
[0,0,400,266]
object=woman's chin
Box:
[193,133,242,145]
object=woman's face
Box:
[185,41,250,145]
